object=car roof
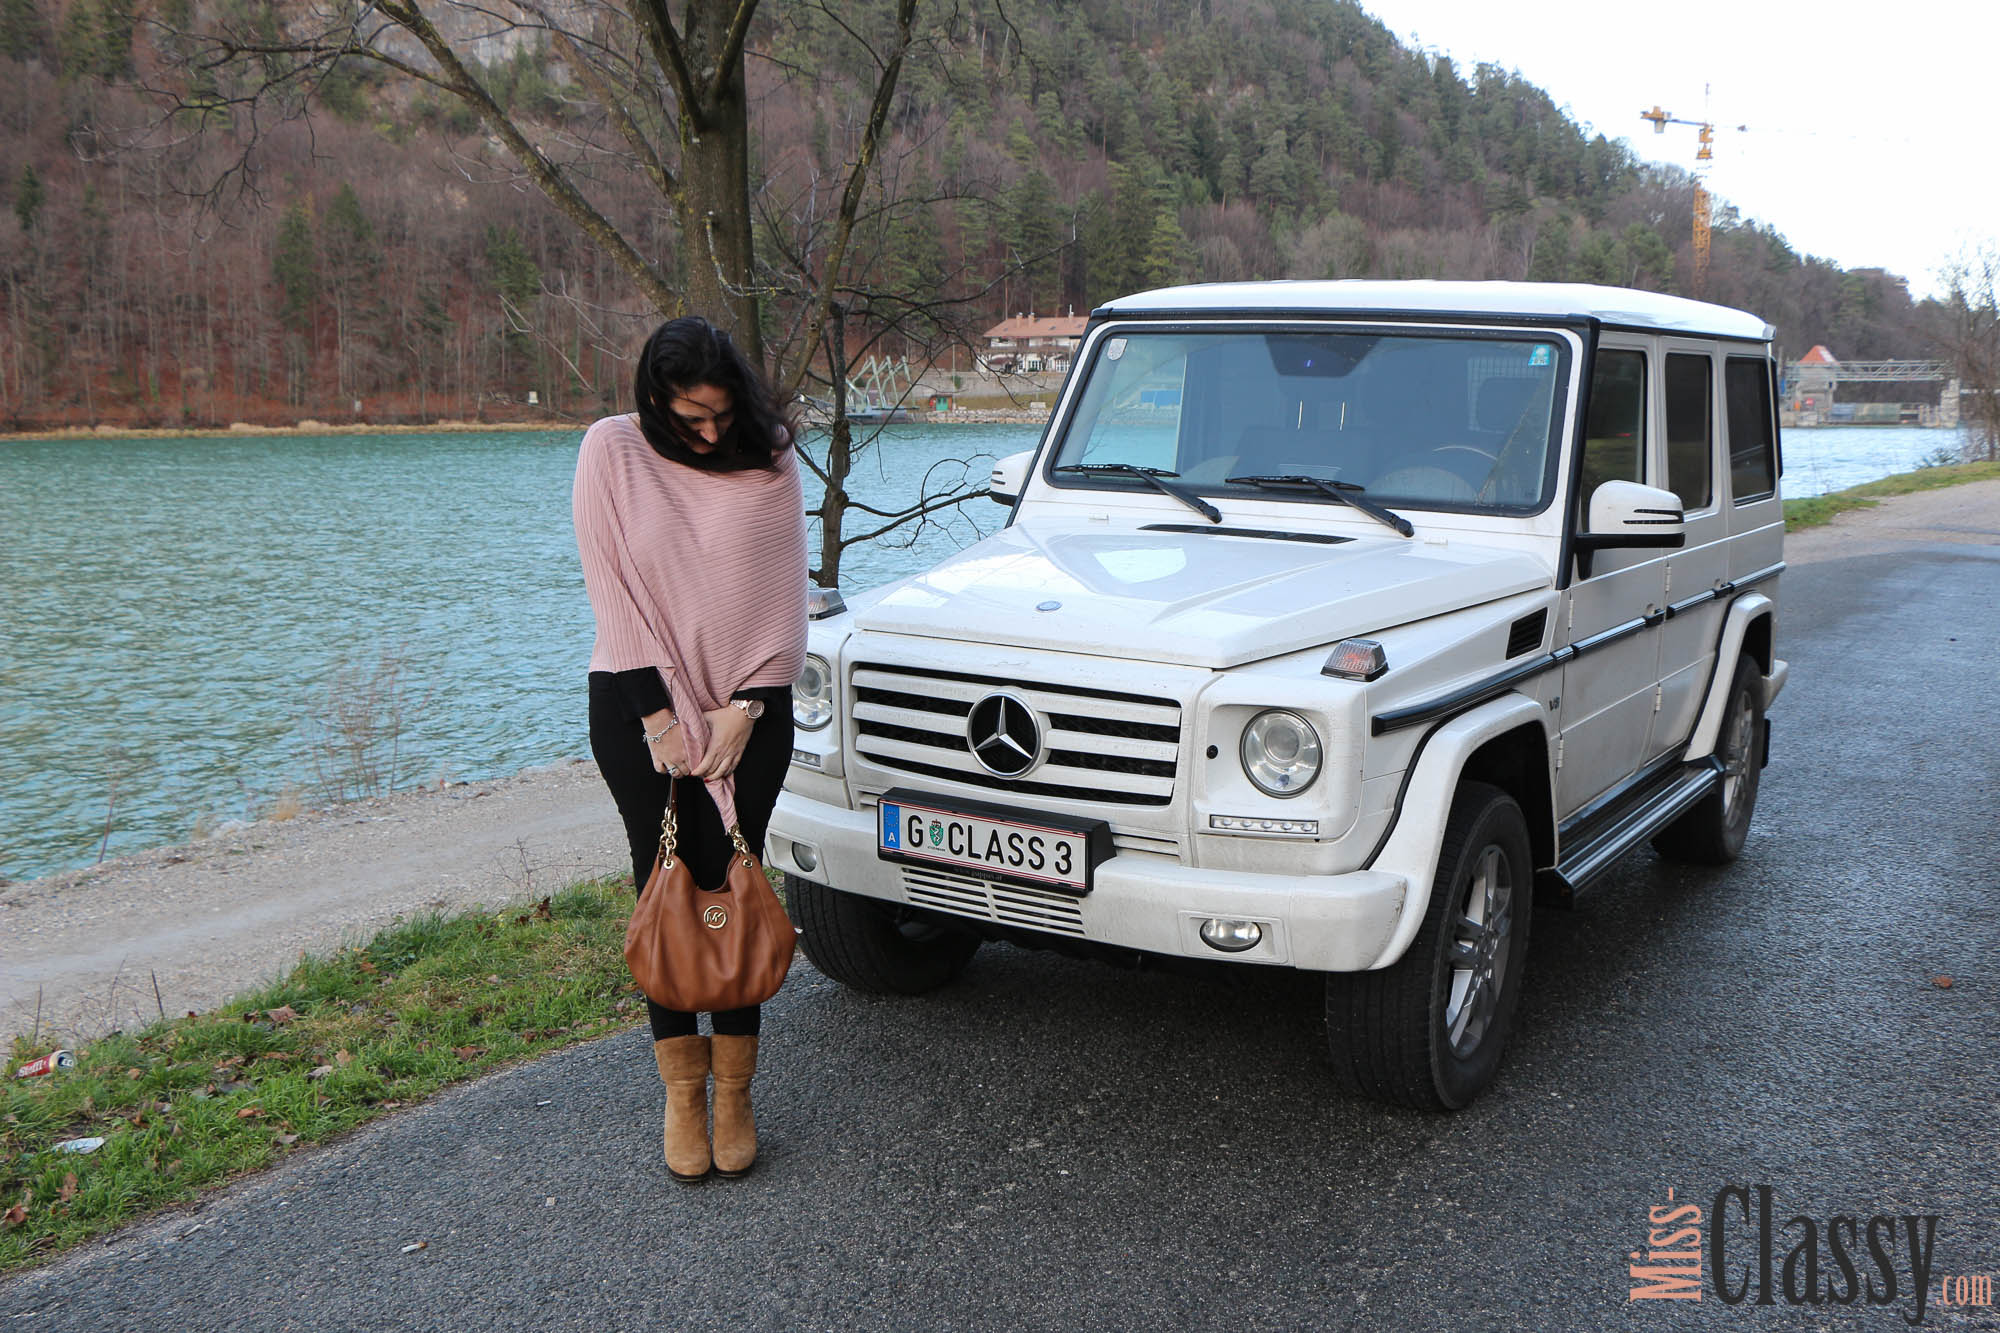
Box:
[1094,280,1773,342]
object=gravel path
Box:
[0,761,627,1046]
[4,478,1994,1049]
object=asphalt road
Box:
[5,538,1998,1332]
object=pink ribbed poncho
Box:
[573,413,807,827]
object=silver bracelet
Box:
[642,716,680,745]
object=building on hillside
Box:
[980,313,1087,373]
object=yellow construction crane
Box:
[1640,102,1738,298]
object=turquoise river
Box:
[0,422,1967,880]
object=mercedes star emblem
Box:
[966,692,1041,777]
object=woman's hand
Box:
[690,704,753,779]
[640,709,691,777]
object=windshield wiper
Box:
[1052,462,1221,523]
[1225,474,1413,538]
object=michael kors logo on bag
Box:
[703,905,729,930]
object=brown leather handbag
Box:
[624,795,796,1012]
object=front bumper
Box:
[767,791,1409,972]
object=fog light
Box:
[791,840,819,873]
[1199,918,1264,953]
[790,747,824,770]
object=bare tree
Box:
[755,116,1061,582]
[1936,246,2000,461]
[166,3,763,348]
[154,0,1005,585]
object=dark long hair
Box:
[632,316,796,472]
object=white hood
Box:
[855,521,1551,668]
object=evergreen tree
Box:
[1007,168,1062,313]
[1217,135,1246,203]
[273,199,317,332]
[484,225,541,388]
[1,0,48,60]
[55,0,132,79]
[13,163,43,234]
[1249,129,1295,211]
[323,184,379,284]
[1527,216,1573,283]
[323,184,382,396]
[886,172,949,307]
[484,226,541,306]
[1623,224,1675,291]
[1033,91,1079,159]
[1143,202,1192,289]
[1575,229,1625,286]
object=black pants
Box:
[588,673,795,1040]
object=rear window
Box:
[1725,357,1777,503]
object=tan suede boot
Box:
[709,1035,760,1178]
[652,1035,712,1181]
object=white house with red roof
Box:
[980,313,1088,372]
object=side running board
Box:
[1547,759,1722,898]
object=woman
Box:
[573,316,807,1181]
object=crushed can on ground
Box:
[13,1050,76,1078]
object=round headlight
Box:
[1240,710,1322,797]
[793,654,834,730]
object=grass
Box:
[1784,460,2000,531]
[1,878,644,1272]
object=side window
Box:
[1582,348,1646,499]
[1725,357,1777,503]
[1663,353,1713,511]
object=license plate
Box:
[877,789,1110,895]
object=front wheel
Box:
[1651,656,1765,865]
[1324,782,1533,1110]
[788,877,981,995]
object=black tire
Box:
[788,877,981,995]
[1651,656,1764,865]
[1325,782,1533,1110]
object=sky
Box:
[1358,0,1988,298]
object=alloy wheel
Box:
[1445,844,1515,1057]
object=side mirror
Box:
[1574,480,1684,577]
[989,450,1034,506]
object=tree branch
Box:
[545,25,676,199]
[371,0,677,314]
[704,0,762,112]
[628,0,700,123]
[784,0,918,401]
[836,486,989,547]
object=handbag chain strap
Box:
[657,796,753,871]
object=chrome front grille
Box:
[900,865,1086,935]
[851,662,1181,806]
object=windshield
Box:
[1049,327,1569,513]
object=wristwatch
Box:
[731,698,766,719]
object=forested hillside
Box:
[0,0,1927,429]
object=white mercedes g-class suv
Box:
[771,280,1788,1109]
